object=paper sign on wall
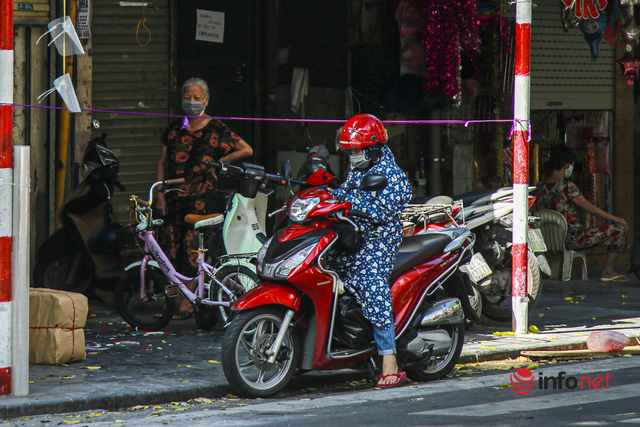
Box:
[196,10,225,43]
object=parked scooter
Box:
[33,132,132,295]
[409,187,550,322]
[220,163,482,397]
[203,162,272,323]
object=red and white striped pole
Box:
[0,0,14,395]
[512,0,531,334]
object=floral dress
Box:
[536,179,626,253]
[160,119,242,274]
[328,146,412,329]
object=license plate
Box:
[467,253,492,284]
[528,228,547,252]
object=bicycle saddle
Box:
[184,213,224,229]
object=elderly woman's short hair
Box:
[182,78,209,97]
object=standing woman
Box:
[537,145,629,281]
[155,78,253,319]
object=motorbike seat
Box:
[184,213,224,230]
[390,233,453,282]
[452,189,495,207]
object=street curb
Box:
[459,327,640,364]
[0,380,231,420]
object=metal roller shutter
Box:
[530,0,614,110]
[91,1,170,216]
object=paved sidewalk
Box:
[2,269,640,419]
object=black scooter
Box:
[33,133,133,295]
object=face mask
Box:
[181,100,205,116]
[564,164,574,178]
[349,151,370,170]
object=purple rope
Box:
[4,102,515,126]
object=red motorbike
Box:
[221,168,481,397]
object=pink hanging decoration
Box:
[421,0,481,99]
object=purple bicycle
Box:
[114,177,259,331]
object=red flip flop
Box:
[376,371,407,389]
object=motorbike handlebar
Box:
[349,209,373,221]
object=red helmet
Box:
[339,114,388,151]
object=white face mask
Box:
[564,164,574,178]
[349,152,370,169]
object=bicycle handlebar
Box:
[163,177,185,186]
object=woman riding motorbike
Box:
[327,114,412,388]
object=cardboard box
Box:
[29,288,88,329]
[29,328,86,365]
[29,289,88,365]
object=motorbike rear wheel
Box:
[406,322,465,382]
[481,250,542,322]
[114,268,178,331]
[211,264,260,325]
[33,249,94,295]
[222,307,299,398]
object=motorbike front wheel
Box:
[33,249,94,295]
[481,250,542,322]
[114,268,178,331]
[222,307,299,398]
[406,322,465,382]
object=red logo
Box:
[510,368,536,395]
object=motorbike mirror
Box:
[281,159,293,197]
[358,174,387,191]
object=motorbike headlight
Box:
[256,236,273,269]
[274,244,315,278]
[289,196,320,222]
[259,243,315,279]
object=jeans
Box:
[372,322,396,355]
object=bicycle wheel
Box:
[115,267,178,330]
[212,264,260,324]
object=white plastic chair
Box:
[537,209,588,281]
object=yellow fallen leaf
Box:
[148,413,161,417]
[459,377,473,380]
[61,421,81,425]
[80,366,102,370]
[38,376,47,379]
[226,393,238,398]
[154,406,163,409]
[500,383,510,387]
[299,399,311,401]
[65,415,81,418]
[61,375,76,380]
[537,314,544,318]
[179,378,188,382]
[208,360,221,364]
[178,365,191,368]
[86,413,102,418]
[527,363,539,370]
[564,297,573,301]
[236,403,248,406]
[529,325,539,333]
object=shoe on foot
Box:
[376,371,407,389]
[600,275,630,282]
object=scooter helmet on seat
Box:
[339,114,387,151]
